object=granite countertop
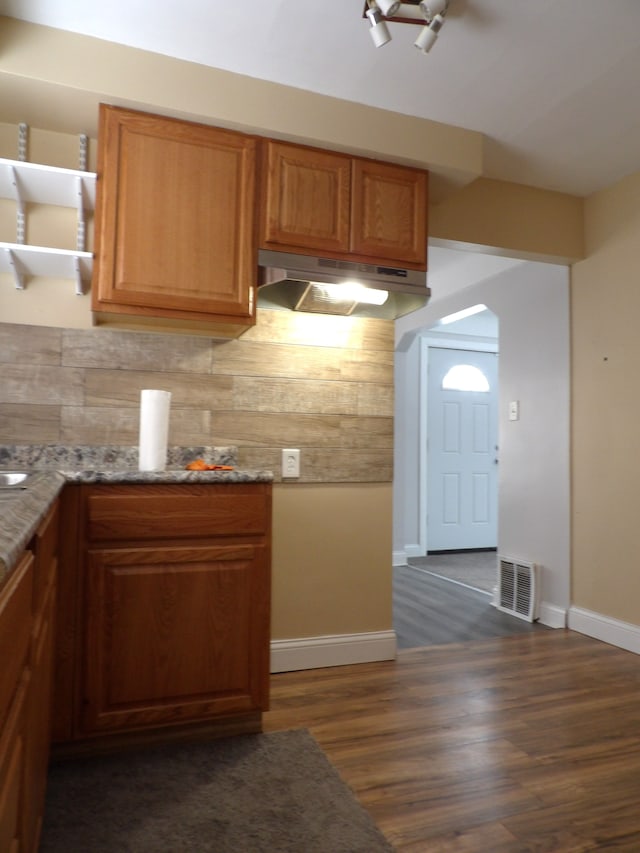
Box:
[0,444,274,585]
[0,471,67,586]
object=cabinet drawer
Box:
[84,484,270,542]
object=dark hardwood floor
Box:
[394,564,547,649]
[265,630,640,851]
[263,566,637,850]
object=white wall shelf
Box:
[0,243,93,295]
[0,143,96,293]
[0,158,96,209]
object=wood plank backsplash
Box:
[0,311,394,483]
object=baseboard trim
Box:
[568,606,640,655]
[538,602,567,629]
[404,544,423,559]
[270,630,397,673]
[394,545,425,566]
[490,592,565,629]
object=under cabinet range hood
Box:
[257,249,430,320]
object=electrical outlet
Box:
[282,448,300,478]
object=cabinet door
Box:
[51,487,80,745]
[21,578,56,853]
[81,543,270,734]
[260,140,351,254]
[0,553,33,730]
[0,554,33,853]
[351,158,428,267]
[92,105,257,324]
[0,675,28,853]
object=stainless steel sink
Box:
[0,471,30,487]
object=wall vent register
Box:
[497,557,539,622]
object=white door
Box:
[427,347,498,551]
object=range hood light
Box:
[316,281,390,306]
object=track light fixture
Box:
[363,1,451,53]
[366,2,392,48]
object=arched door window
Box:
[442,364,490,392]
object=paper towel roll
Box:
[138,389,172,471]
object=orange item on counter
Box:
[186,459,207,470]
[185,459,234,471]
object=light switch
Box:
[509,400,520,421]
[282,448,300,478]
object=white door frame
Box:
[418,333,499,556]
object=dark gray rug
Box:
[40,729,394,853]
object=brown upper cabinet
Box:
[92,105,258,333]
[259,139,428,269]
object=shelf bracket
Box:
[17,123,28,162]
[16,123,28,245]
[73,255,84,296]
[5,247,25,290]
[78,133,88,171]
[7,164,26,245]
[75,175,86,252]
[76,135,89,253]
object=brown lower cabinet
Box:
[53,482,272,752]
[0,500,58,853]
[0,481,271,848]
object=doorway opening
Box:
[393,255,571,646]
[393,304,509,647]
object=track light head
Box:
[418,0,449,22]
[414,12,445,52]
[377,0,401,16]
[366,3,392,47]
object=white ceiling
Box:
[2,0,635,303]
[2,0,640,198]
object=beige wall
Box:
[571,170,640,624]
[272,485,392,638]
[429,177,584,263]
